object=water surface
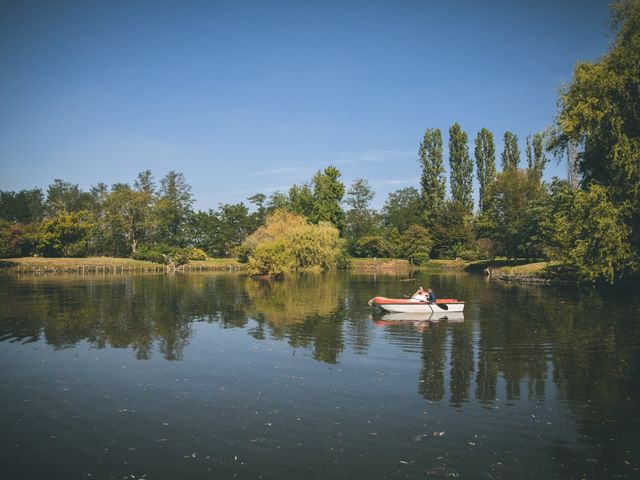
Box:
[1,272,639,479]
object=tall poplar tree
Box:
[418,128,446,222]
[449,123,474,213]
[501,131,520,170]
[474,128,496,212]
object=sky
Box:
[0,0,613,210]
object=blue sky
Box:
[1,0,612,210]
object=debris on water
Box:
[433,431,446,437]
[399,460,409,464]
[413,433,427,442]
[162,422,169,426]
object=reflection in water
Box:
[1,272,639,478]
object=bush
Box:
[410,252,430,265]
[132,244,167,264]
[235,244,253,263]
[184,247,207,260]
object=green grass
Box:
[0,256,245,272]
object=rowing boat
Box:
[368,296,465,313]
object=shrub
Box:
[410,252,430,265]
[184,247,207,260]
[132,244,167,264]
[235,244,253,263]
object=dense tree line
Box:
[1,1,638,283]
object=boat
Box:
[378,312,465,323]
[368,296,465,314]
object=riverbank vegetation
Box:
[1,2,638,283]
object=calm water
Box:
[1,272,639,479]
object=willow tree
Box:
[418,128,446,222]
[501,131,520,171]
[449,123,474,214]
[474,128,496,212]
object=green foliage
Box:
[546,184,634,283]
[449,123,474,214]
[104,184,154,254]
[354,235,390,258]
[399,224,433,259]
[244,210,347,276]
[235,244,253,263]
[310,166,345,230]
[430,200,475,258]
[0,189,45,223]
[46,179,94,216]
[410,252,430,266]
[288,183,314,217]
[501,131,521,170]
[381,187,423,233]
[474,128,496,213]
[132,244,168,264]
[345,178,377,253]
[155,170,194,246]
[526,132,548,181]
[553,0,640,253]
[479,168,544,260]
[418,128,446,221]
[132,243,192,266]
[35,211,96,257]
[184,247,207,260]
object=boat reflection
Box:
[376,311,465,324]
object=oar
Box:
[435,302,449,310]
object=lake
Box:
[1,271,639,479]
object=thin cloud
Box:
[370,177,419,186]
[250,150,415,179]
[250,166,311,177]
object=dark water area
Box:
[1,272,639,480]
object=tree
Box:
[134,170,155,195]
[430,200,475,258]
[310,166,345,231]
[381,187,423,233]
[474,128,496,212]
[449,123,474,214]
[104,184,153,254]
[480,168,544,260]
[501,131,520,171]
[156,171,193,246]
[552,0,640,253]
[526,133,548,181]
[247,193,267,229]
[244,209,347,276]
[546,184,634,283]
[418,128,446,222]
[34,211,96,257]
[344,178,376,251]
[399,224,433,260]
[288,183,314,218]
[0,189,45,223]
[354,235,390,258]
[46,179,93,215]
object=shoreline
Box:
[0,256,578,284]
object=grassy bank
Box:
[0,256,244,273]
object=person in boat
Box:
[427,288,436,303]
[411,286,428,302]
